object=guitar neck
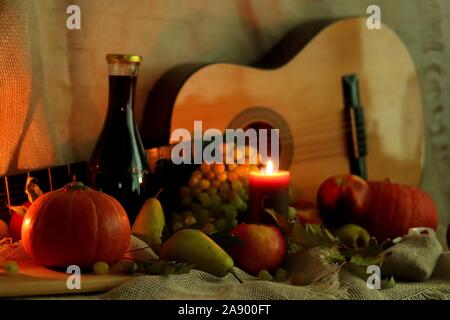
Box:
[0,162,88,222]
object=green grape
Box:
[184,215,197,226]
[214,218,227,232]
[237,201,248,213]
[237,187,247,198]
[181,196,193,208]
[288,206,297,219]
[190,202,203,213]
[207,187,218,195]
[191,187,202,199]
[194,208,210,224]
[228,219,238,228]
[223,205,238,220]
[191,170,203,180]
[218,190,229,202]
[275,268,288,282]
[3,261,19,275]
[231,180,243,191]
[212,163,226,173]
[172,221,183,232]
[210,194,221,206]
[198,193,212,208]
[179,186,191,198]
[188,176,200,188]
[228,190,238,201]
[258,270,273,281]
[202,222,215,234]
[219,181,230,192]
[93,261,110,275]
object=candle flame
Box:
[265,160,274,175]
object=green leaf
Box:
[341,237,394,258]
[350,254,383,267]
[381,276,396,289]
[291,223,339,248]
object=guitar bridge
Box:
[342,75,368,179]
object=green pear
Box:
[335,224,371,248]
[159,229,235,278]
[132,197,166,246]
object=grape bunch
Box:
[171,162,259,234]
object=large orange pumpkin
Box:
[21,182,131,268]
[365,181,438,240]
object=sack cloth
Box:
[99,251,450,300]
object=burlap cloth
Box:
[98,251,450,300]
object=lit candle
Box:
[247,160,291,223]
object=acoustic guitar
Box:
[143,18,424,204]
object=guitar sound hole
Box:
[227,107,293,169]
[243,121,280,160]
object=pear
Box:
[335,224,371,249]
[131,197,166,246]
[160,229,238,279]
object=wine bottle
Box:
[88,54,150,223]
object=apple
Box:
[316,175,369,227]
[9,200,31,242]
[297,209,323,225]
[290,201,323,225]
[228,224,286,275]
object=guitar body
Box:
[167,18,424,203]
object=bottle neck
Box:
[106,62,139,121]
[108,75,136,115]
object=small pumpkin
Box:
[365,181,438,240]
[21,182,131,268]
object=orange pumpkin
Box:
[22,182,131,268]
[365,181,438,240]
[317,175,439,241]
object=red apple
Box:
[9,201,31,242]
[317,175,369,227]
[228,224,286,275]
[297,209,323,225]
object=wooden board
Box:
[0,260,134,298]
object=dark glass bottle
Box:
[88,54,150,223]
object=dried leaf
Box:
[263,208,292,236]
[25,176,43,203]
[8,205,28,217]
[291,223,339,248]
[122,259,194,275]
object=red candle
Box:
[247,161,291,223]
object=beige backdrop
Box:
[0,0,449,241]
